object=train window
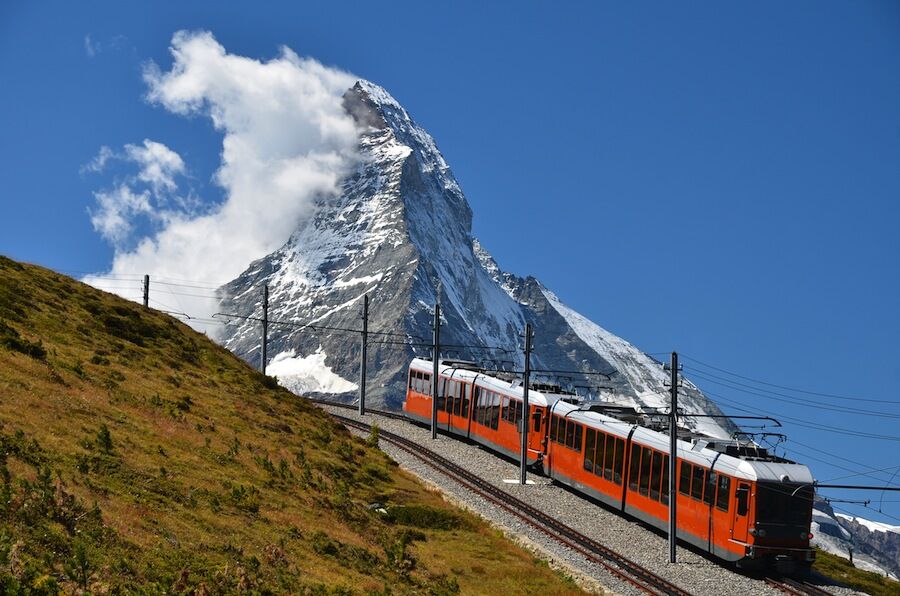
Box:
[638,447,652,496]
[704,472,716,505]
[736,484,749,516]
[550,415,559,443]
[628,443,640,491]
[691,466,705,501]
[565,420,575,448]
[679,462,691,496]
[613,439,624,485]
[437,379,447,412]
[461,384,470,418]
[574,424,583,451]
[516,401,524,426]
[661,455,670,505]
[715,475,730,512]
[475,390,485,426]
[501,395,510,422]
[584,428,596,472]
[595,432,607,479]
[444,380,452,412]
[650,450,663,501]
[490,392,501,430]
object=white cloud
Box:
[85,31,361,334]
[84,139,187,246]
[84,35,98,57]
[82,145,114,173]
[84,34,127,58]
[89,184,151,245]
[124,139,185,194]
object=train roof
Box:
[409,358,814,485]
[554,400,814,484]
[410,358,561,408]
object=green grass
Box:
[813,549,900,596]
[0,255,586,594]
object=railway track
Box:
[314,400,694,595]
[764,576,833,596]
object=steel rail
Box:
[764,576,833,596]
[320,405,693,596]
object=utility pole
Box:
[261,285,269,375]
[359,294,368,416]
[669,351,679,564]
[431,302,441,440]
[520,323,533,485]
[142,274,149,308]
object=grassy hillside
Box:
[812,550,900,596]
[0,256,583,594]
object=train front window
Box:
[756,483,813,527]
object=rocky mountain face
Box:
[217,80,735,439]
[812,498,900,579]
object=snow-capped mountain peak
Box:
[217,79,735,439]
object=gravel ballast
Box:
[325,405,863,596]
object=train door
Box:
[447,380,471,433]
[528,406,544,453]
[732,482,751,542]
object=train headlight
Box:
[757,529,767,537]
[804,532,813,540]
[749,528,756,536]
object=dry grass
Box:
[0,256,584,594]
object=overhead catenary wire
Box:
[831,502,900,526]
[214,311,426,341]
[707,390,900,441]
[682,353,900,405]
[686,368,900,419]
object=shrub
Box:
[0,321,46,360]
[96,425,113,454]
[384,505,463,530]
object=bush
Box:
[96,425,113,454]
[0,321,46,360]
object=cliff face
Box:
[813,498,900,579]
[217,80,734,439]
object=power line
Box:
[682,353,900,404]
[820,465,900,485]
[151,280,223,291]
[831,503,900,526]
[708,390,900,442]
[686,369,900,419]
[214,312,424,340]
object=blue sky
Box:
[2,2,900,525]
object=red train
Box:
[403,358,816,572]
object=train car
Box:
[403,358,554,465]
[546,400,816,571]
[403,359,817,572]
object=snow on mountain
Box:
[812,500,900,579]
[836,513,900,536]
[266,348,358,395]
[216,79,736,439]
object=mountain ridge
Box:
[218,79,736,439]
